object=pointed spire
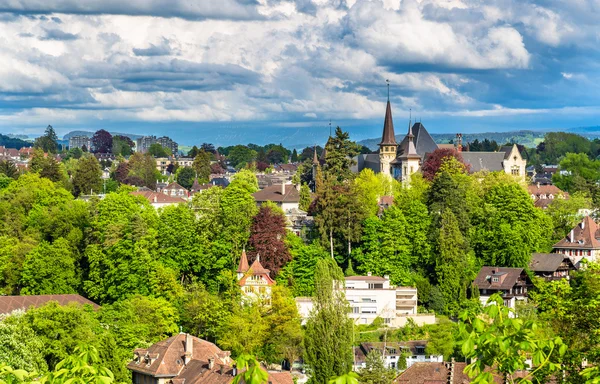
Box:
[312,145,319,165]
[401,121,420,159]
[237,247,249,273]
[379,101,397,146]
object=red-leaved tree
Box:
[91,129,113,153]
[248,205,291,278]
[421,148,470,181]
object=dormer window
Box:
[492,277,499,283]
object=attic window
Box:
[579,240,584,245]
[492,277,499,283]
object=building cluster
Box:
[69,135,91,150]
[136,135,178,155]
[0,145,42,170]
[351,99,526,182]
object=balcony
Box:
[396,299,417,306]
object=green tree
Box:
[220,303,268,357]
[180,283,231,342]
[434,209,470,315]
[148,143,170,157]
[231,169,259,193]
[193,150,212,184]
[304,259,353,384]
[553,152,600,193]
[176,167,196,190]
[20,238,79,295]
[232,354,269,384]
[425,317,456,360]
[34,125,58,154]
[0,314,47,373]
[458,294,567,384]
[0,160,18,179]
[30,150,64,183]
[111,135,134,157]
[128,152,160,188]
[72,155,102,197]
[354,169,392,217]
[291,148,299,162]
[359,350,396,384]
[228,145,257,169]
[473,182,553,267]
[545,192,590,241]
[299,184,311,211]
[264,286,304,366]
[323,127,360,183]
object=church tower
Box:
[398,122,421,183]
[378,100,397,177]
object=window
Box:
[492,277,499,282]
[352,307,359,314]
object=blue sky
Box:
[0,0,598,146]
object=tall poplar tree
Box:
[434,209,470,315]
[193,150,211,184]
[304,259,353,384]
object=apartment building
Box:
[69,135,91,150]
[296,274,434,327]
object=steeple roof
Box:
[399,123,420,160]
[397,122,438,160]
[237,249,249,273]
[249,254,270,275]
[312,146,319,165]
[379,101,397,146]
[320,137,331,163]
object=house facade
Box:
[236,250,275,303]
[473,267,531,311]
[252,184,300,212]
[529,253,576,281]
[528,184,568,209]
[162,182,189,198]
[552,216,600,266]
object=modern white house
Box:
[296,274,435,327]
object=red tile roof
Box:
[345,275,387,282]
[237,249,249,273]
[553,216,600,249]
[238,255,275,286]
[0,294,99,314]
[394,362,507,384]
[527,184,566,197]
[473,267,528,291]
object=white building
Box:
[354,341,443,371]
[296,274,435,327]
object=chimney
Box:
[384,275,389,281]
[208,358,215,370]
[232,365,238,377]
[571,229,575,242]
[448,358,455,384]
[582,219,585,230]
[281,183,286,196]
[220,365,225,375]
[184,333,193,364]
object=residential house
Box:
[529,253,576,281]
[473,267,531,311]
[353,99,527,180]
[131,190,186,209]
[0,294,99,315]
[128,333,292,384]
[552,216,600,266]
[252,184,300,212]
[273,164,298,174]
[257,174,291,190]
[284,208,314,237]
[296,274,434,327]
[354,341,443,371]
[0,146,20,160]
[18,147,34,157]
[162,182,189,198]
[528,184,568,209]
[236,250,275,303]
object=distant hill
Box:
[62,131,143,141]
[0,134,32,149]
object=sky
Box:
[0,0,599,147]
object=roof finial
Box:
[386,79,390,102]
[329,119,332,137]
[256,253,260,262]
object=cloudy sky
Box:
[0,0,599,146]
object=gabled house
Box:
[473,267,532,311]
[236,250,275,303]
[131,191,186,209]
[553,216,600,265]
[128,333,293,384]
[0,294,99,315]
[529,253,577,281]
[162,182,189,198]
[528,184,568,209]
[252,184,300,212]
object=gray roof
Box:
[530,253,568,272]
[397,123,438,160]
[353,154,380,173]
[461,152,505,172]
